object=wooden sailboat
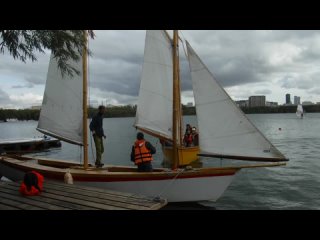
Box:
[0,30,288,202]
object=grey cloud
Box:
[12,83,34,89]
[254,89,272,95]
[0,88,13,107]
[2,30,320,106]
[279,75,316,90]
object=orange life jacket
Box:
[19,171,44,196]
[134,140,153,165]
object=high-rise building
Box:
[294,96,301,105]
[286,94,291,104]
[249,96,266,107]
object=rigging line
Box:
[79,145,82,164]
[153,168,185,201]
[179,30,188,60]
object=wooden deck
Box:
[0,180,167,210]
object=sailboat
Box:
[296,104,303,119]
[0,30,288,203]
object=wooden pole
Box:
[83,30,89,169]
[172,30,179,170]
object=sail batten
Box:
[37,53,83,145]
[134,30,173,139]
[187,41,287,161]
[198,153,289,162]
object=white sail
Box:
[296,104,303,118]
[134,30,173,139]
[37,53,83,145]
[187,42,286,161]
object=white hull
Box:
[76,175,235,202]
[0,159,236,202]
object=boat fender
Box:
[64,170,73,184]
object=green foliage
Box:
[241,105,320,114]
[182,105,196,115]
[0,30,95,77]
[89,105,137,118]
[0,109,40,121]
[1,104,320,121]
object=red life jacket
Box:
[184,134,193,145]
[19,171,44,196]
[134,140,153,165]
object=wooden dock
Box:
[0,180,167,210]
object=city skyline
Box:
[1,30,320,109]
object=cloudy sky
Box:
[1,30,320,109]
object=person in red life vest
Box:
[183,130,193,147]
[131,132,156,172]
[19,171,44,196]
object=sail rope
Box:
[153,168,185,202]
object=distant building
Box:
[302,101,314,105]
[294,96,301,105]
[249,96,266,107]
[31,106,41,110]
[266,101,278,107]
[286,94,291,105]
[186,102,194,107]
[235,100,249,107]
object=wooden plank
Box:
[39,192,124,210]
[0,195,44,210]
[0,204,20,210]
[45,181,167,209]
[45,181,158,201]
[2,181,167,210]
[0,187,71,210]
[1,184,98,210]
[42,187,143,210]
[43,182,159,208]
[43,181,167,209]
[42,184,153,210]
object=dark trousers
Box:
[137,162,153,172]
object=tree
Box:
[0,30,95,77]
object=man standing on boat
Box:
[131,132,156,172]
[89,105,106,168]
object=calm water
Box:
[1,113,320,210]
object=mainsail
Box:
[134,30,173,140]
[186,41,287,162]
[37,54,83,145]
[296,104,303,118]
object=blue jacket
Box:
[89,113,105,137]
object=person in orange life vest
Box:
[131,132,156,172]
[19,171,44,196]
[183,130,193,147]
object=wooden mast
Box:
[172,30,180,170]
[83,30,89,169]
[177,34,183,146]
